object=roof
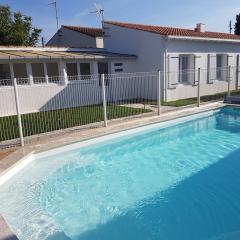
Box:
[104,21,240,41]
[62,25,103,37]
[0,47,136,61]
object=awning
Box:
[0,50,137,61]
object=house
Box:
[47,25,104,48]
[1,20,240,103]
[103,21,240,101]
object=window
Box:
[179,55,194,84]
[66,63,78,79]
[216,55,223,79]
[114,63,123,73]
[114,63,123,67]
[13,63,28,84]
[98,62,109,85]
[80,63,91,76]
[216,54,228,80]
[0,64,11,79]
[13,63,27,78]
[179,55,189,83]
[0,64,11,85]
[98,62,109,75]
[31,63,45,83]
[178,55,195,84]
[46,62,59,82]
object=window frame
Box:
[178,54,195,85]
[216,54,228,81]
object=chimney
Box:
[195,23,206,33]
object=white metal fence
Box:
[0,66,238,148]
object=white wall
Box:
[0,82,102,116]
[104,23,165,72]
[166,39,240,101]
[104,23,165,100]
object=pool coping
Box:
[0,101,229,239]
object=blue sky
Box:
[1,0,240,43]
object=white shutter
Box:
[227,54,234,67]
[207,54,216,83]
[227,54,234,82]
[167,54,179,88]
[187,55,195,85]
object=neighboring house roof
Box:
[104,21,240,41]
[62,25,103,37]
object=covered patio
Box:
[0,47,137,85]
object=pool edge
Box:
[0,102,226,187]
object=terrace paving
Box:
[0,102,225,239]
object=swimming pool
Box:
[1,106,240,240]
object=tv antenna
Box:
[48,1,59,30]
[229,20,233,34]
[90,3,104,22]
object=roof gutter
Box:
[167,35,240,43]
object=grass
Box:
[0,105,152,142]
[162,89,240,107]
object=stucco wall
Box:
[104,23,165,72]
[166,39,240,101]
[104,23,165,99]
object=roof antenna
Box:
[90,3,104,22]
[48,1,59,30]
[229,20,233,34]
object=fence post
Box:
[157,70,161,115]
[101,74,108,127]
[13,78,24,146]
[197,68,201,107]
[227,65,231,97]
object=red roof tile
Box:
[104,21,240,41]
[62,25,103,37]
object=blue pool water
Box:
[1,107,240,240]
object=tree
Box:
[0,5,42,46]
[234,13,240,35]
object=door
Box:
[98,62,109,85]
[98,62,109,75]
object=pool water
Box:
[1,107,240,240]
